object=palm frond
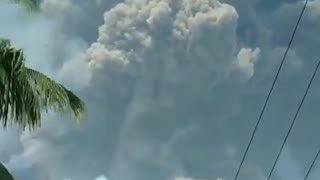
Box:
[0,38,11,49]
[0,38,41,129]
[1,0,40,14]
[26,68,85,122]
[0,162,14,180]
[63,88,85,122]
[0,39,85,129]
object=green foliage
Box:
[0,38,85,130]
[9,0,38,9]
[26,68,85,121]
[0,1,84,180]
[0,162,13,180]
[0,38,85,180]
[1,0,40,14]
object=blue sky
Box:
[1,0,320,180]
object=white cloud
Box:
[63,175,108,180]
[94,175,108,180]
[41,0,77,17]
[276,146,303,180]
[237,47,260,80]
[173,176,194,180]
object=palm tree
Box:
[0,162,14,180]
[7,0,40,12]
[0,0,85,179]
[0,39,85,128]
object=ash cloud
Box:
[1,0,320,180]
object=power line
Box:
[304,149,320,180]
[266,59,320,180]
[233,0,309,179]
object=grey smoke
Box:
[1,0,320,180]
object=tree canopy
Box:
[0,1,85,179]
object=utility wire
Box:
[304,149,320,180]
[233,0,309,179]
[266,59,320,180]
